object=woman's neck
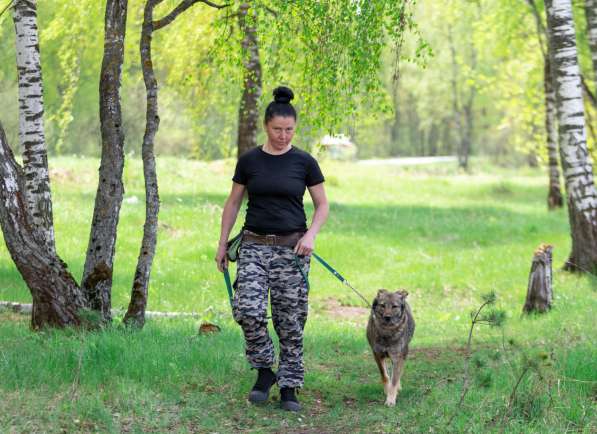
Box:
[262,141,292,155]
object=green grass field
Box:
[0,156,595,433]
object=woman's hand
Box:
[215,242,228,272]
[216,182,245,272]
[294,232,315,256]
[297,183,328,257]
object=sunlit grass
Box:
[0,156,595,432]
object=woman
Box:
[215,86,329,411]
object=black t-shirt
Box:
[232,145,325,235]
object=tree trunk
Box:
[427,123,439,156]
[460,45,476,170]
[81,0,128,323]
[546,0,597,273]
[236,1,262,158]
[459,93,474,169]
[1,1,87,329]
[441,120,453,155]
[523,244,553,313]
[525,0,564,209]
[406,91,420,156]
[585,0,597,91]
[12,0,56,256]
[544,55,564,209]
[123,0,161,328]
[0,123,86,329]
[123,0,230,327]
[448,28,465,167]
[420,126,427,156]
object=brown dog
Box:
[366,289,415,406]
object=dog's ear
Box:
[396,289,409,298]
[373,289,389,308]
[377,289,389,297]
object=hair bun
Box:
[273,86,294,104]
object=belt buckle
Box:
[265,234,276,246]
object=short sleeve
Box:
[232,156,248,185]
[305,155,325,186]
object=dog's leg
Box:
[373,353,390,394]
[385,356,405,407]
[383,358,392,396]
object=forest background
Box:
[2,0,595,164]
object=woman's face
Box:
[264,116,296,149]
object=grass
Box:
[0,156,596,433]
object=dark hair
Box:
[264,86,297,124]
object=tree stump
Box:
[523,244,553,313]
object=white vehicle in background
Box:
[315,134,358,160]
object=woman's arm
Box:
[294,182,329,256]
[215,182,246,272]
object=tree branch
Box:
[498,365,532,432]
[0,121,23,174]
[0,0,14,20]
[581,73,597,108]
[525,0,547,60]
[0,121,31,234]
[153,0,231,30]
[392,2,409,82]
[262,4,278,17]
[199,0,231,8]
[446,298,493,426]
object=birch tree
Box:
[123,0,230,328]
[545,0,597,272]
[0,124,86,328]
[80,0,128,324]
[0,0,86,329]
[13,0,56,255]
[0,0,131,328]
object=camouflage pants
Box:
[232,240,310,388]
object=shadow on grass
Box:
[159,191,568,249]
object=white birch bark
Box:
[12,0,55,255]
[0,122,86,329]
[546,0,597,271]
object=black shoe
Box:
[248,368,277,404]
[280,387,301,412]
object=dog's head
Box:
[372,289,409,326]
